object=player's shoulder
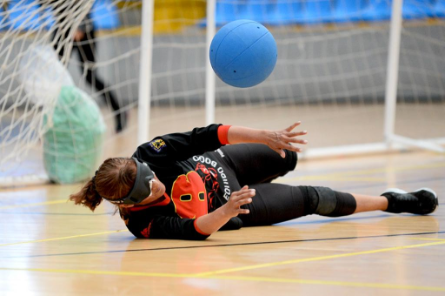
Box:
[147,138,167,154]
[133,137,169,159]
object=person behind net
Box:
[70,123,438,240]
[49,6,126,132]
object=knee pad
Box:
[306,186,357,217]
[313,186,337,215]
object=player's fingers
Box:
[285,138,308,145]
[273,141,305,154]
[230,190,255,203]
[238,209,250,215]
[283,144,302,153]
[239,187,254,196]
[236,190,256,200]
[270,146,287,158]
[277,149,286,158]
[235,198,253,207]
[286,130,307,137]
[231,186,250,197]
[285,122,301,132]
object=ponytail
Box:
[69,158,137,211]
[69,177,102,211]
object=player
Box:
[45,1,126,132]
[70,123,438,240]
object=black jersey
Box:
[121,124,237,240]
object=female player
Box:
[70,123,438,240]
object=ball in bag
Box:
[209,20,277,88]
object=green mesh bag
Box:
[43,86,106,184]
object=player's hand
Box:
[222,186,255,218]
[73,30,85,42]
[264,122,307,158]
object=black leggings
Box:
[215,144,356,226]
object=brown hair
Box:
[69,158,137,211]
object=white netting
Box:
[1,1,93,180]
[0,0,138,184]
[395,19,445,140]
[0,0,444,186]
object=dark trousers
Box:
[214,144,354,226]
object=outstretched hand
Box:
[221,186,255,218]
[265,122,307,158]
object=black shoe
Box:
[115,111,127,133]
[381,188,438,215]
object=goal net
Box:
[0,0,444,187]
[0,0,141,186]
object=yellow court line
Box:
[1,241,441,281]
[0,268,442,292]
[0,267,189,278]
[212,275,445,292]
[277,162,445,183]
[409,238,445,241]
[193,241,445,277]
[0,230,129,247]
[0,200,68,210]
[0,252,444,293]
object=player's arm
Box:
[126,212,211,240]
[128,187,254,240]
[227,122,308,158]
[134,123,307,162]
[134,124,229,162]
[194,186,254,235]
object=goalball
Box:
[209,19,277,88]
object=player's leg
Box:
[218,143,297,186]
[239,184,354,226]
[77,30,126,132]
[352,193,388,213]
[239,184,438,226]
[329,188,437,215]
[51,29,69,57]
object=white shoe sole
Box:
[382,188,407,195]
[383,188,437,199]
[415,187,438,201]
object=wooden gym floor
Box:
[0,149,444,295]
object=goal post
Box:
[137,0,154,145]
[383,0,444,153]
[205,0,216,126]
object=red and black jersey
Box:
[121,124,237,240]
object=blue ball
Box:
[209,20,277,88]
